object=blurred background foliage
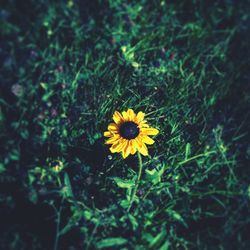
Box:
[0,0,250,249]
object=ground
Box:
[0,0,250,249]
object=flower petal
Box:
[139,122,149,128]
[105,135,120,144]
[142,135,155,145]
[104,131,113,137]
[122,141,131,159]
[122,111,129,120]
[108,123,119,132]
[127,109,136,121]
[110,139,126,153]
[141,127,159,135]
[134,138,148,156]
[136,111,145,122]
[112,111,123,125]
[130,139,137,155]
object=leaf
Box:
[83,210,92,220]
[167,209,182,220]
[63,173,74,198]
[28,189,38,204]
[40,82,48,90]
[42,90,54,101]
[59,223,73,236]
[112,177,135,189]
[0,163,6,173]
[166,209,187,227]
[145,165,166,184]
[159,240,171,250]
[120,199,130,209]
[149,230,167,249]
[9,149,20,161]
[128,214,139,230]
[93,132,102,140]
[21,129,29,139]
[185,143,191,159]
[89,132,102,145]
[96,237,128,249]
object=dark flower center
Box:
[119,121,139,139]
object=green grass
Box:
[0,0,250,249]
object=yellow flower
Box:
[104,109,159,158]
[51,160,64,173]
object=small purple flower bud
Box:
[86,177,93,185]
[51,108,58,117]
[138,189,145,196]
[30,50,38,59]
[11,84,24,97]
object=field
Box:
[1,0,250,249]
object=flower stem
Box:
[53,206,61,250]
[127,152,143,212]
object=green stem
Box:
[53,206,61,250]
[53,178,63,250]
[127,152,143,212]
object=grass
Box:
[0,0,250,249]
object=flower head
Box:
[50,160,64,173]
[104,109,159,158]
